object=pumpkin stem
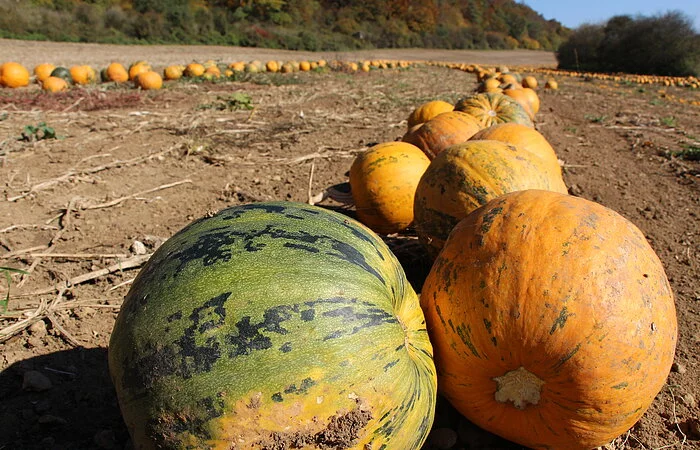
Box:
[493,366,545,410]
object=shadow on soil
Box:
[0,346,130,449]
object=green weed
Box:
[585,114,607,124]
[1,267,28,312]
[18,122,57,142]
[660,116,677,127]
[673,146,700,161]
[198,93,254,111]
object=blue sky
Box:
[521,0,700,31]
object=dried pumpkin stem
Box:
[493,366,545,410]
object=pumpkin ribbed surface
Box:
[413,140,567,256]
[402,111,482,159]
[349,141,431,234]
[42,76,68,93]
[34,63,56,83]
[109,202,436,450]
[137,71,163,90]
[454,92,534,128]
[420,190,677,450]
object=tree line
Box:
[0,0,569,51]
[557,11,700,77]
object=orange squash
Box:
[128,61,151,81]
[136,71,163,90]
[407,100,454,129]
[502,87,534,119]
[69,65,95,85]
[470,123,562,180]
[455,92,533,128]
[0,62,30,88]
[106,62,129,83]
[163,65,183,81]
[42,76,68,93]
[522,75,538,89]
[34,63,56,83]
[349,141,431,234]
[545,78,559,90]
[402,111,482,159]
[420,189,677,450]
[184,62,205,77]
[413,140,567,256]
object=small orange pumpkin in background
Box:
[106,62,129,83]
[163,65,184,81]
[42,76,68,93]
[34,63,56,83]
[402,111,482,159]
[69,65,94,85]
[502,86,540,120]
[470,123,562,179]
[349,141,431,234]
[136,71,163,90]
[455,92,534,128]
[128,61,152,81]
[421,189,677,450]
[545,78,559,90]
[413,140,568,256]
[406,100,454,129]
[184,62,205,78]
[478,77,501,93]
[522,75,538,89]
[0,62,30,88]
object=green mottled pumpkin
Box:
[109,201,437,450]
[454,92,534,128]
[49,66,72,84]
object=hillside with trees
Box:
[0,0,569,51]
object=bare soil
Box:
[0,40,698,450]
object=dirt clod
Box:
[22,370,53,392]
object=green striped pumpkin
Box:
[109,202,437,450]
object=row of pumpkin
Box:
[107,67,678,449]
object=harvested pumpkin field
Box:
[0,40,698,449]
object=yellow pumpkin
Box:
[407,100,454,129]
[455,92,534,128]
[522,75,538,89]
[349,141,431,234]
[163,65,184,81]
[184,63,205,78]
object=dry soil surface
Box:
[0,40,698,450]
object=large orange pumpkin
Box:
[406,100,454,129]
[402,111,482,159]
[413,140,567,256]
[420,189,677,450]
[349,141,431,234]
[454,92,534,128]
[470,123,561,179]
[0,62,30,88]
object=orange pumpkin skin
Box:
[420,190,677,450]
[34,63,56,83]
[0,62,30,88]
[407,100,454,129]
[349,141,431,234]
[470,123,561,179]
[522,75,538,89]
[455,92,534,128]
[106,62,129,83]
[413,140,567,256]
[402,111,482,159]
[503,88,535,120]
[42,76,68,93]
[136,71,163,90]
